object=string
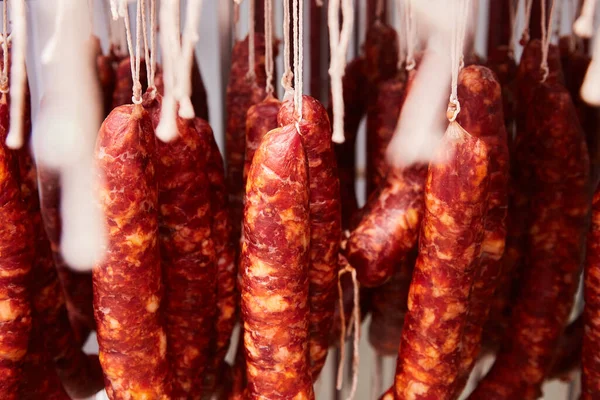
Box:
[135,0,143,103]
[233,0,242,40]
[508,0,518,58]
[292,0,304,119]
[521,0,534,44]
[405,0,417,71]
[375,0,384,21]
[574,0,596,38]
[540,0,556,82]
[6,0,26,149]
[140,0,151,90]
[247,0,256,81]
[448,0,470,122]
[328,0,354,143]
[150,0,156,90]
[281,0,293,92]
[1,0,8,93]
[177,0,203,119]
[265,0,274,94]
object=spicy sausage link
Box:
[279,95,342,379]
[394,121,490,400]
[145,94,218,397]
[452,65,510,396]
[93,104,171,399]
[469,82,589,400]
[241,124,313,399]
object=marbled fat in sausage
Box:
[279,95,341,379]
[93,104,171,399]
[241,124,314,399]
[394,121,490,400]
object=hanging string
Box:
[176,0,204,119]
[574,0,596,37]
[233,0,243,40]
[282,0,293,92]
[264,0,274,94]
[508,0,518,58]
[122,0,143,104]
[156,0,179,141]
[6,0,26,149]
[140,0,152,90]
[1,0,9,93]
[247,0,256,81]
[292,0,304,119]
[520,0,535,44]
[448,0,470,122]
[404,0,417,71]
[328,0,354,143]
[580,25,600,105]
[540,0,556,82]
[149,0,156,90]
[375,0,384,21]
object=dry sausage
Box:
[93,104,171,399]
[583,185,600,398]
[241,124,313,399]
[486,46,517,142]
[279,95,341,379]
[145,94,217,397]
[0,89,32,400]
[469,82,589,400]
[225,34,269,245]
[452,65,510,396]
[393,119,490,400]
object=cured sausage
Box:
[225,34,269,245]
[583,184,600,398]
[93,104,171,399]
[244,94,281,185]
[452,65,510,396]
[145,94,217,397]
[364,22,399,197]
[18,145,103,397]
[195,117,238,392]
[368,250,416,356]
[93,36,117,118]
[393,119,490,400]
[484,39,563,346]
[469,82,589,400]
[348,72,426,288]
[38,168,95,345]
[0,90,32,400]
[486,46,517,142]
[330,57,367,229]
[241,124,313,399]
[278,95,341,379]
[486,0,511,53]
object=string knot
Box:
[405,58,416,71]
[446,97,461,122]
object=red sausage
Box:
[584,182,600,398]
[93,104,171,399]
[469,82,590,400]
[241,124,313,399]
[145,94,217,397]
[452,65,510,396]
[394,120,490,400]
[278,95,342,379]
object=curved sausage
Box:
[145,94,217,397]
[278,95,342,379]
[241,124,314,399]
[583,184,600,398]
[452,65,510,396]
[194,117,238,393]
[393,120,490,400]
[469,82,589,400]
[225,34,269,245]
[0,92,32,400]
[93,104,171,399]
